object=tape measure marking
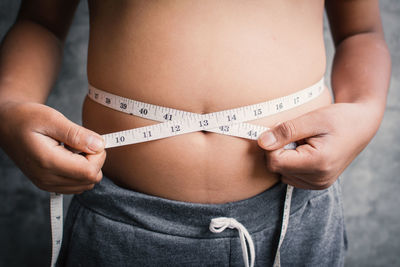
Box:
[50,78,324,267]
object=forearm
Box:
[331,32,391,128]
[0,19,64,105]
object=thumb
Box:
[257,113,322,150]
[46,111,105,154]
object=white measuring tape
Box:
[50,78,324,266]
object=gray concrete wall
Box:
[0,1,399,266]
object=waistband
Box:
[75,176,332,238]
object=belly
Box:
[83,0,331,203]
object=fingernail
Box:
[260,131,277,147]
[87,135,104,152]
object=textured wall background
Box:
[0,1,399,266]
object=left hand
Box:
[257,102,378,190]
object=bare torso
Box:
[83,0,332,203]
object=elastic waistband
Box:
[75,176,333,238]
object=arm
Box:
[326,0,390,131]
[257,0,391,189]
[0,0,79,103]
[0,0,106,194]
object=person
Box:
[0,0,391,266]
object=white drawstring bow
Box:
[209,217,255,267]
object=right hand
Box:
[0,101,106,194]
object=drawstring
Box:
[208,184,293,267]
[209,217,255,267]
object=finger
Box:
[257,110,329,150]
[32,135,106,183]
[86,151,107,174]
[265,142,325,174]
[51,147,106,182]
[53,170,103,187]
[266,142,335,188]
[266,138,337,189]
[37,172,103,194]
[280,175,315,190]
[42,110,105,154]
[282,173,334,190]
[43,173,98,187]
[47,184,96,195]
[33,174,97,193]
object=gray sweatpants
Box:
[57,176,347,266]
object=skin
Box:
[0,0,391,203]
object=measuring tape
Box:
[50,78,324,266]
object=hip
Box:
[57,176,347,267]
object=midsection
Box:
[83,0,332,204]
